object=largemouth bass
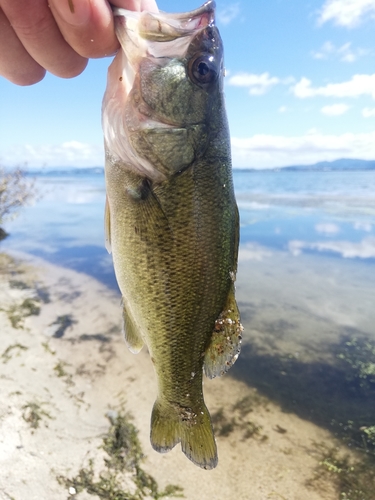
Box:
[102,0,242,470]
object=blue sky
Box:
[1,0,375,169]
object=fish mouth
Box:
[113,1,216,42]
[109,2,218,109]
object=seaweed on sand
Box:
[22,401,53,430]
[1,343,28,363]
[7,297,41,328]
[57,411,183,500]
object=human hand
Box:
[0,0,158,86]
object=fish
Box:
[102,0,242,470]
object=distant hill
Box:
[23,159,375,174]
[280,158,375,171]
[25,166,104,176]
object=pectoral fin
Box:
[122,302,144,353]
[105,195,112,254]
[204,284,243,379]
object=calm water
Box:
[2,168,375,447]
[236,169,375,260]
[4,169,375,275]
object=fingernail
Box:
[51,0,91,26]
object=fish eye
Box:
[189,54,218,86]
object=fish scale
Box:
[102,0,242,469]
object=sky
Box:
[1,0,375,169]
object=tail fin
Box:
[150,398,218,470]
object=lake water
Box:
[2,167,375,458]
[4,169,375,276]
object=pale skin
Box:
[0,0,158,86]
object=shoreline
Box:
[0,250,359,499]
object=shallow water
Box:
[236,250,375,441]
[233,170,375,447]
[3,170,117,288]
[3,168,375,451]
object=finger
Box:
[111,0,142,10]
[49,0,119,59]
[49,0,159,60]
[0,0,88,79]
[0,7,45,85]
[141,0,159,12]
[111,0,159,13]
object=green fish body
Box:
[102,0,242,470]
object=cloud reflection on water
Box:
[315,222,341,234]
[289,236,375,259]
[238,243,273,261]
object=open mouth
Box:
[113,0,215,42]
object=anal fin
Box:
[122,301,144,354]
[204,283,243,379]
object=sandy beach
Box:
[0,250,370,500]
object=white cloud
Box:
[278,106,288,113]
[337,42,356,62]
[354,221,372,232]
[318,0,375,28]
[228,72,280,95]
[311,41,365,62]
[0,141,104,168]
[315,223,341,234]
[341,52,356,63]
[3,132,375,171]
[321,103,350,116]
[289,237,375,259]
[292,74,375,99]
[312,41,334,59]
[217,3,241,26]
[231,130,375,169]
[311,41,335,59]
[362,107,375,117]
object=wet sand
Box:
[1,249,372,500]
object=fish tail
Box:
[150,398,181,454]
[150,398,218,470]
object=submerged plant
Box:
[360,426,375,450]
[57,411,183,500]
[311,443,375,500]
[337,336,375,391]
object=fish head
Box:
[102,1,226,181]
